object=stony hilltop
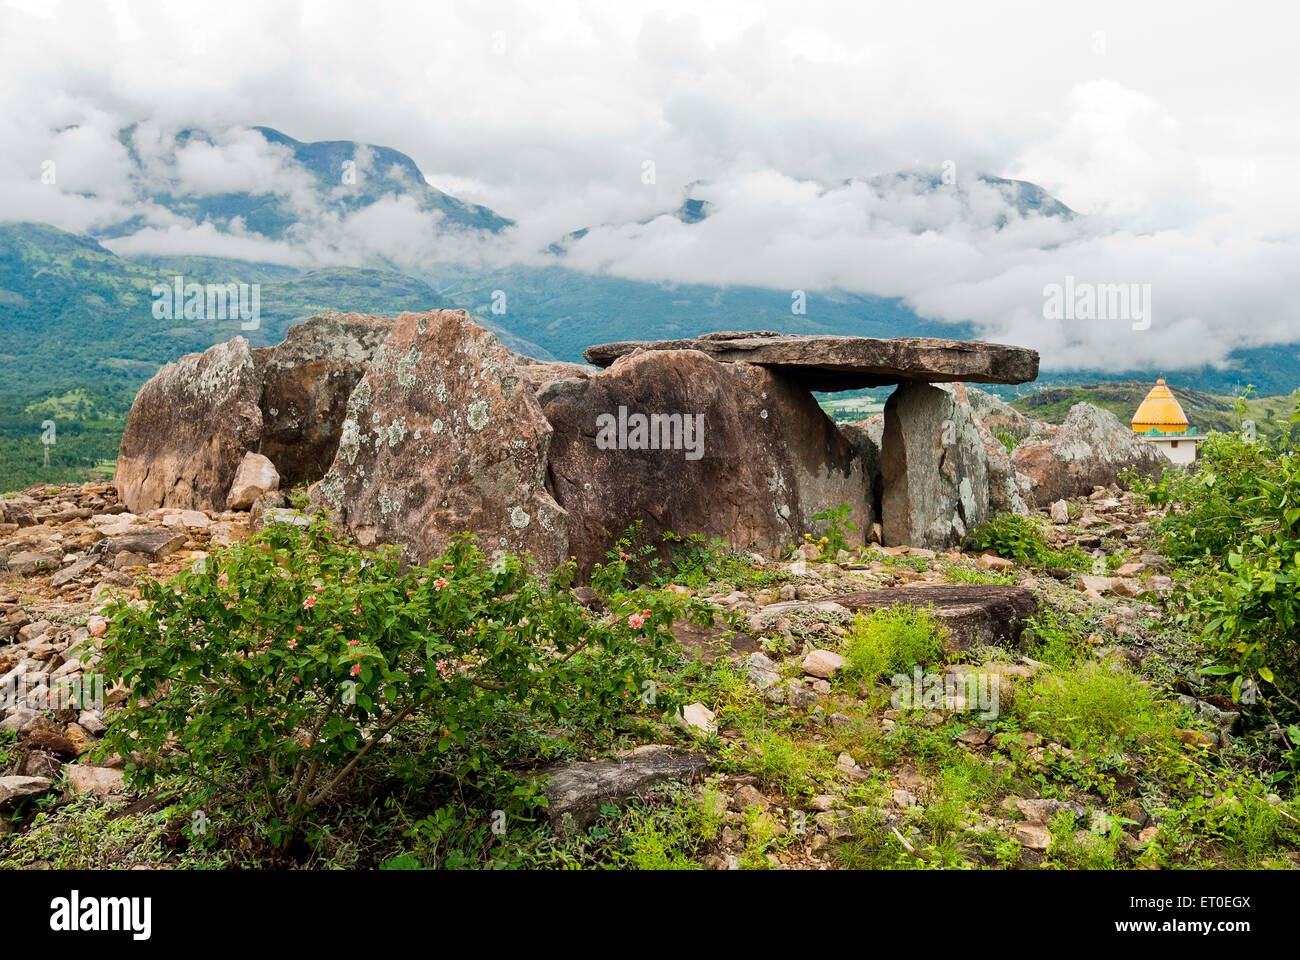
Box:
[1,315,1295,870]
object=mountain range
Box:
[1,123,1296,490]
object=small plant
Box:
[1013,658,1185,754]
[966,513,1089,569]
[737,803,788,869]
[732,726,824,798]
[810,503,858,558]
[842,605,947,681]
[620,785,725,870]
[1044,809,1125,869]
[944,561,1014,585]
[607,522,786,592]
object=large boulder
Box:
[256,313,392,487]
[584,330,1040,391]
[115,314,398,513]
[980,421,1032,517]
[115,337,264,514]
[964,386,1046,442]
[948,384,1031,517]
[539,349,871,573]
[1011,402,1166,507]
[879,382,995,548]
[317,310,568,568]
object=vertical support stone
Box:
[880,381,992,549]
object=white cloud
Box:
[0,0,1297,376]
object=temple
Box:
[1132,378,1201,464]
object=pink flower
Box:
[436,660,450,677]
[433,577,449,590]
[296,625,304,633]
[350,664,361,676]
[348,639,359,647]
[288,639,297,649]
[628,613,646,629]
[303,596,317,609]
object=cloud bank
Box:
[1,0,1297,374]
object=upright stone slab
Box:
[317,310,567,568]
[838,415,884,522]
[115,337,264,514]
[949,384,1031,517]
[880,382,993,549]
[540,349,869,574]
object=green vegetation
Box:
[1132,407,1300,778]
[965,513,1090,569]
[1014,658,1184,753]
[842,606,948,681]
[0,384,127,491]
[96,518,702,849]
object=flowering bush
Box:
[98,520,698,845]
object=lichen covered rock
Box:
[539,348,870,574]
[317,310,568,567]
[256,312,393,487]
[1011,402,1166,507]
[115,337,264,514]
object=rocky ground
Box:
[1,479,1294,869]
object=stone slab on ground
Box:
[835,584,1037,651]
[533,745,710,833]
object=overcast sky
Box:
[2,0,1298,373]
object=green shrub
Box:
[97,519,691,847]
[1013,659,1184,752]
[965,513,1089,569]
[1131,430,1278,562]
[1132,403,1300,774]
[842,605,947,680]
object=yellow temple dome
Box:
[1132,378,1190,434]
